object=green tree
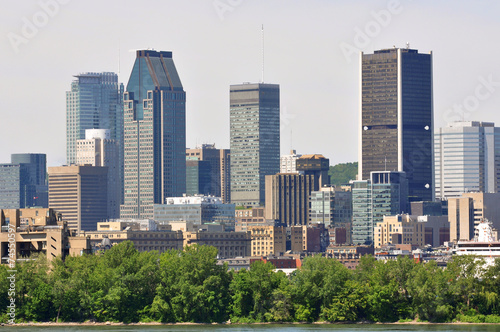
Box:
[15,254,55,322]
[354,255,404,322]
[151,245,230,323]
[328,162,358,186]
[406,260,454,322]
[291,255,351,321]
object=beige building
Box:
[48,165,108,233]
[374,214,426,249]
[85,221,184,253]
[265,173,315,226]
[235,207,266,225]
[88,221,250,258]
[0,208,90,264]
[449,192,500,242]
[245,224,286,257]
[184,231,251,258]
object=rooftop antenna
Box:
[118,41,121,78]
[406,42,410,49]
[261,24,264,83]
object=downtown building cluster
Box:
[3,47,500,268]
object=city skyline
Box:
[2,1,500,167]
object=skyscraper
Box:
[120,50,186,219]
[66,72,123,166]
[359,48,433,202]
[230,83,280,206]
[435,121,500,199]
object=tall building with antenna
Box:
[359,47,434,203]
[230,83,280,206]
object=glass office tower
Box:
[435,121,500,199]
[230,83,280,206]
[120,50,186,219]
[66,72,123,165]
[359,48,433,202]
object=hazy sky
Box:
[1,0,500,167]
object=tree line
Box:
[1,241,500,324]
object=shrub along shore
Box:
[1,241,500,324]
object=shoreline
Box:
[2,320,500,327]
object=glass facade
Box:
[120,51,186,219]
[230,83,280,206]
[10,153,48,208]
[153,197,235,224]
[309,189,334,227]
[352,171,408,245]
[361,48,433,202]
[435,121,500,199]
[66,72,123,166]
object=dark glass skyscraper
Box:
[120,50,186,219]
[11,153,48,207]
[359,48,433,202]
[230,83,280,206]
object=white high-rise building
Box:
[435,121,500,199]
[77,129,120,218]
[280,150,302,174]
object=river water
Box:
[5,324,499,332]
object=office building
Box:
[410,201,443,216]
[0,208,89,264]
[184,231,252,258]
[230,83,280,206]
[309,186,335,227]
[309,185,352,228]
[265,173,315,226]
[153,195,235,225]
[120,50,186,219]
[296,154,330,189]
[10,153,48,208]
[359,48,433,202]
[334,187,353,225]
[85,220,184,253]
[435,121,500,199]
[185,158,211,196]
[66,72,123,166]
[77,129,120,218]
[290,224,327,253]
[244,223,286,257]
[186,144,231,202]
[48,165,108,232]
[374,214,426,249]
[280,150,302,173]
[448,192,500,242]
[352,171,408,245]
[0,164,36,209]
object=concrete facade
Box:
[265,173,315,226]
[48,165,108,232]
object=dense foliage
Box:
[328,162,358,186]
[1,242,500,323]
